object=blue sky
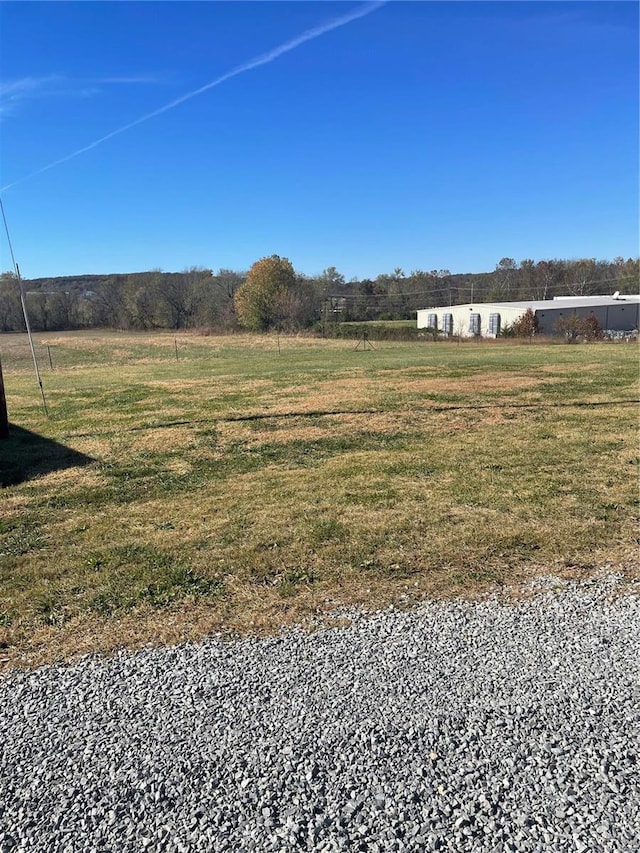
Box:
[0,1,638,280]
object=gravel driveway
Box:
[1,573,638,852]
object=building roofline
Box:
[416,295,640,313]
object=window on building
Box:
[442,313,453,335]
[488,313,501,336]
[469,313,481,335]
[427,313,438,330]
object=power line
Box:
[327,273,639,304]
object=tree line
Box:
[0,255,637,334]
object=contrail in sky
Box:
[1,1,386,193]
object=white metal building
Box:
[416,294,640,338]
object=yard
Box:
[1,331,638,668]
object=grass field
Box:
[1,330,638,669]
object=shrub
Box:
[555,314,604,343]
[511,308,539,337]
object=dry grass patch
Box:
[125,428,202,454]
[380,370,549,394]
[1,334,638,669]
[219,411,411,449]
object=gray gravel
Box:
[1,573,638,852]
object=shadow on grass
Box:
[0,424,93,487]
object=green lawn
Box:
[1,331,638,668]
